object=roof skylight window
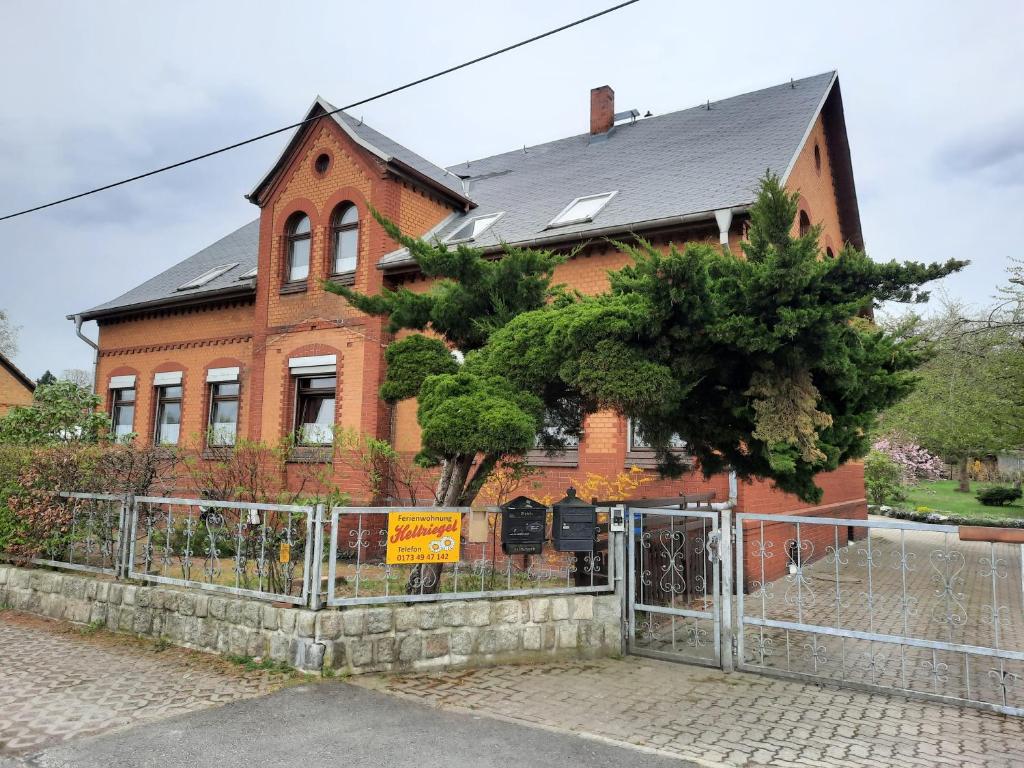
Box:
[177,263,238,291]
[548,191,617,228]
[446,212,504,243]
[238,266,258,280]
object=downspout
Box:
[714,208,734,249]
[72,314,99,394]
[709,471,738,511]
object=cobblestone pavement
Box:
[352,656,1024,767]
[0,611,292,756]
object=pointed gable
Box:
[247,98,473,211]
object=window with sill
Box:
[628,419,686,458]
[110,386,135,440]
[154,385,182,446]
[285,213,311,283]
[330,203,359,276]
[208,381,239,447]
[529,404,582,466]
[295,375,336,446]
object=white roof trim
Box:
[780,70,838,185]
[207,367,240,383]
[108,375,136,389]
[153,371,183,386]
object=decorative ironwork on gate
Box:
[627,507,731,668]
[735,513,1024,717]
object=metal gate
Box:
[626,507,732,668]
[624,505,1024,717]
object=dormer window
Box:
[548,191,616,228]
[330,204,359,275]
[177,263,238,291]
[285,213,311,283]
[446,212,504,244]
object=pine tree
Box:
[326,173,963,588]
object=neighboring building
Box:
[73,71,866,529]
[0,353,35,416]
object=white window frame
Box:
[238,266,257,280]
[547,191,617,228]
[445,212,505,244]
[177,263,238,290]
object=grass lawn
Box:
[901,479,1024,521]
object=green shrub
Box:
[864,450,906,506]
[976,486,1023,507]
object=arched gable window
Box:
[330,203,359,275]
[798,210,812,237]
[285,213,311,283]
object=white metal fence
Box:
[127,496,316,605]
[325,506,614,607]
[6,493,616,610]
[29,492,129,577]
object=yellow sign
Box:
[278,542,291,564]
[386,511,462,565]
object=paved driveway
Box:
[352,656,1024,767]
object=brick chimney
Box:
[590,85,615,135]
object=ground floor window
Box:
[154,385,182,445]
[208,381,239,446]
[111,387,135,440]
[628,420,686,451]
[295,375,336,445]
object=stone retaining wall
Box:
[0,565,621,673]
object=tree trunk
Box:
[406,454,474,595]
[956,456,971,493]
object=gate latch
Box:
[707,530,721,563]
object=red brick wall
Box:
[93,112,865,518]
[95,302,254,448]
[0,366,33,416]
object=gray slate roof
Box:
[79,72,842,318]
[382,71,836,266]
[327,101,468,200]
[77,219,260,319]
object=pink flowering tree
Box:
[872,435,945,485]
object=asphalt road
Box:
[4,681,692,768]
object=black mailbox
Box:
[500,495,548,555]
[552,487,597,552]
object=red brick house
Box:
[73,71,867,528]
[0,353,35,417]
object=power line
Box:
[0,1,640,223]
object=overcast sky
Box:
[1,0,1022,380]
